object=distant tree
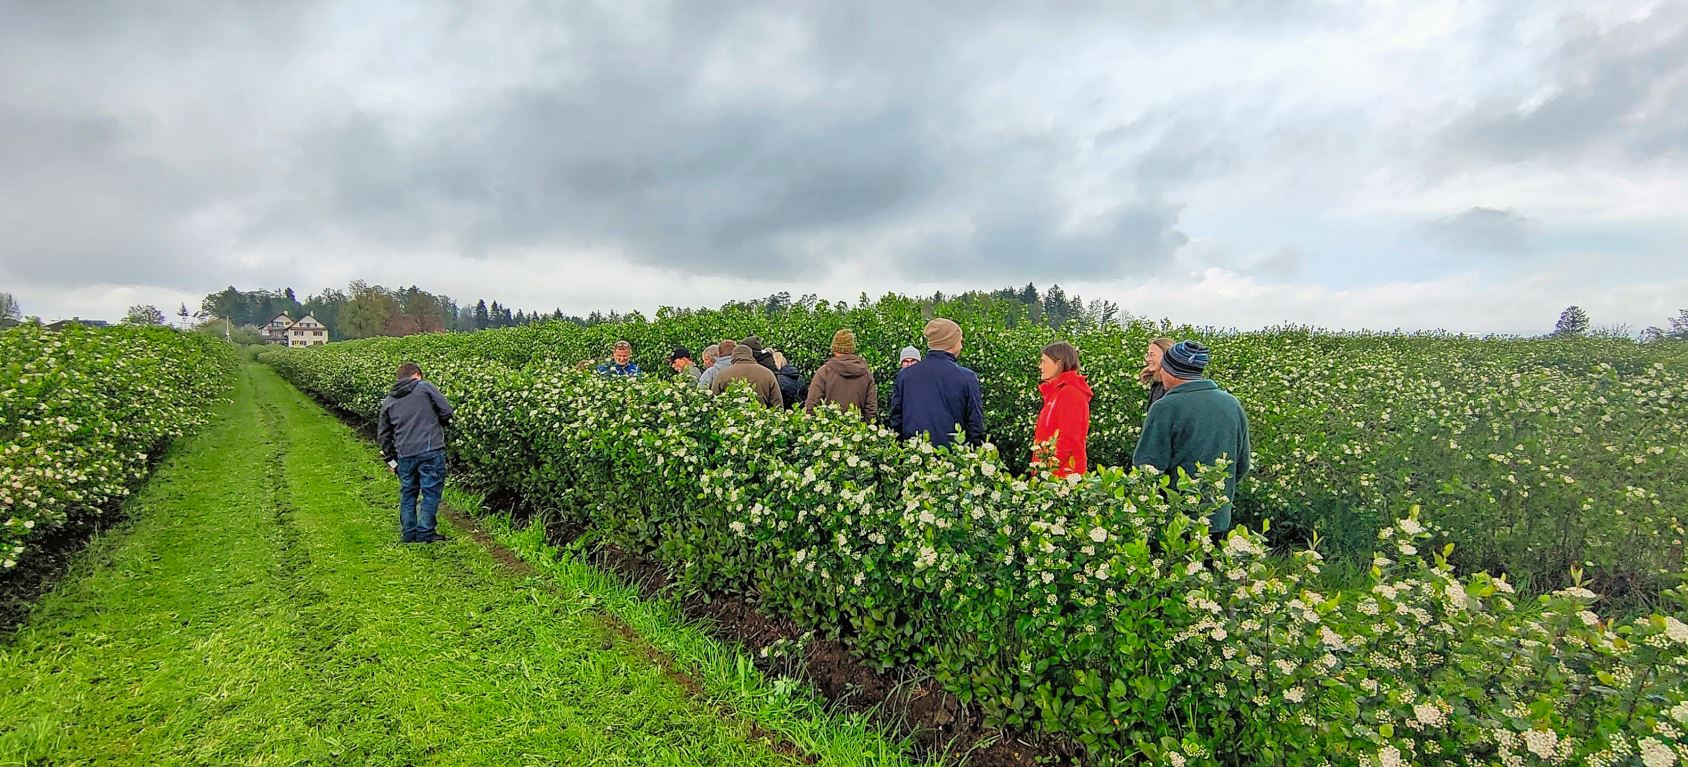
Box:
[1642,309,1688,342]
[124,304,167,325]
[1588,323,1635,341]
[384,313,422,336]
[473,299,489,330]
[0,292,20,328]
[192,318,265,345]
[340,281,399,338]
[1553,305,1589,337]
[177,303,191,328]
[1043,285,1070,328]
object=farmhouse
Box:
[262,313,293,344]
[283,314,329,347]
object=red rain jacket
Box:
[1034,370,1093,477]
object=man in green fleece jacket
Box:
[1132,341,1251,532]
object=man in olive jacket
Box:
[710,344,783,408]
[806,329,878,421]
[1132,341,1250,532]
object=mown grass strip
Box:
[1,363,868,766]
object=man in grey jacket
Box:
[377,362,455,543]
[697,338,737,390]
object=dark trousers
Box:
[398,449,447,541]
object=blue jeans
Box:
[398,449,447,541]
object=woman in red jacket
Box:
[1033,341,1093,477]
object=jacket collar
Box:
[1164,378,1217,395]
[925,349,957,363]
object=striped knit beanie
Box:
[1162,341,1211,379]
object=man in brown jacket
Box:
[710,344,783,408]
[805,329,878,422]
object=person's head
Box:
[395,362,423,382]
[1039,341,1079,382]
[899,345,921,368]
[772,350,788,369]
[718,338,737,357]
[668,346,693,372]
[1158,340,1210,388]
[701,344,720,367]
[1140,337,1175,385]
[830,328,857,357]
[923,318,963,356]
[612,340,632,365]
[741,335,764,352]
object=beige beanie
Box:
[923,318,962,351]
[830,329,857,355]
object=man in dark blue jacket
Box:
[888,318,986,448]
[377,362,455,543]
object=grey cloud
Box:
[0,0,1234,290]
[1441,5,1688,165]
[1416,207,1540,255]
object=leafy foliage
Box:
[267,294,1685,600]
[264,310,1688,764]
[122,304,166,326]
[0,324,235,572]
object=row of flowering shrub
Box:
[254,301,1688,601]
[1,324,236,572]
[266,341,1688,765]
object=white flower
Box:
[1640,737,1675,767]
[1088,526,1108,543]
[1522,729,1558,759]
[1670,701,1688,724]
[1413,702,1445,727]
[1398,518,1423,536]
[1167,753,1186,767]
[1283,686,1305,703]
[1376,745,1402,767]
[1665,616,1688,644]
[728,521,746,535]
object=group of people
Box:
[586,319,1251,530]
[374,320,1251,544]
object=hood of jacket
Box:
[826,354,871,379]
[389,378,420,398]
[730,345,758,364]
[1040,370,1093,401]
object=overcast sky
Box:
[2,1,1685,334]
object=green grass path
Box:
[1,362,808,767]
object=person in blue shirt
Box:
[888,318,986,448]
[595,340,641,377]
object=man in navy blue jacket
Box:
[888,318,986,448]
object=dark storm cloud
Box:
[1416,207,1540,255]
[4,0,1307,289]
[1441,4,1688,165]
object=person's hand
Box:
[386,459,398,474]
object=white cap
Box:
[899,345,921,362]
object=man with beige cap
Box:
[888,318,986,448]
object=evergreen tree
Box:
[1553,306,1590,337]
